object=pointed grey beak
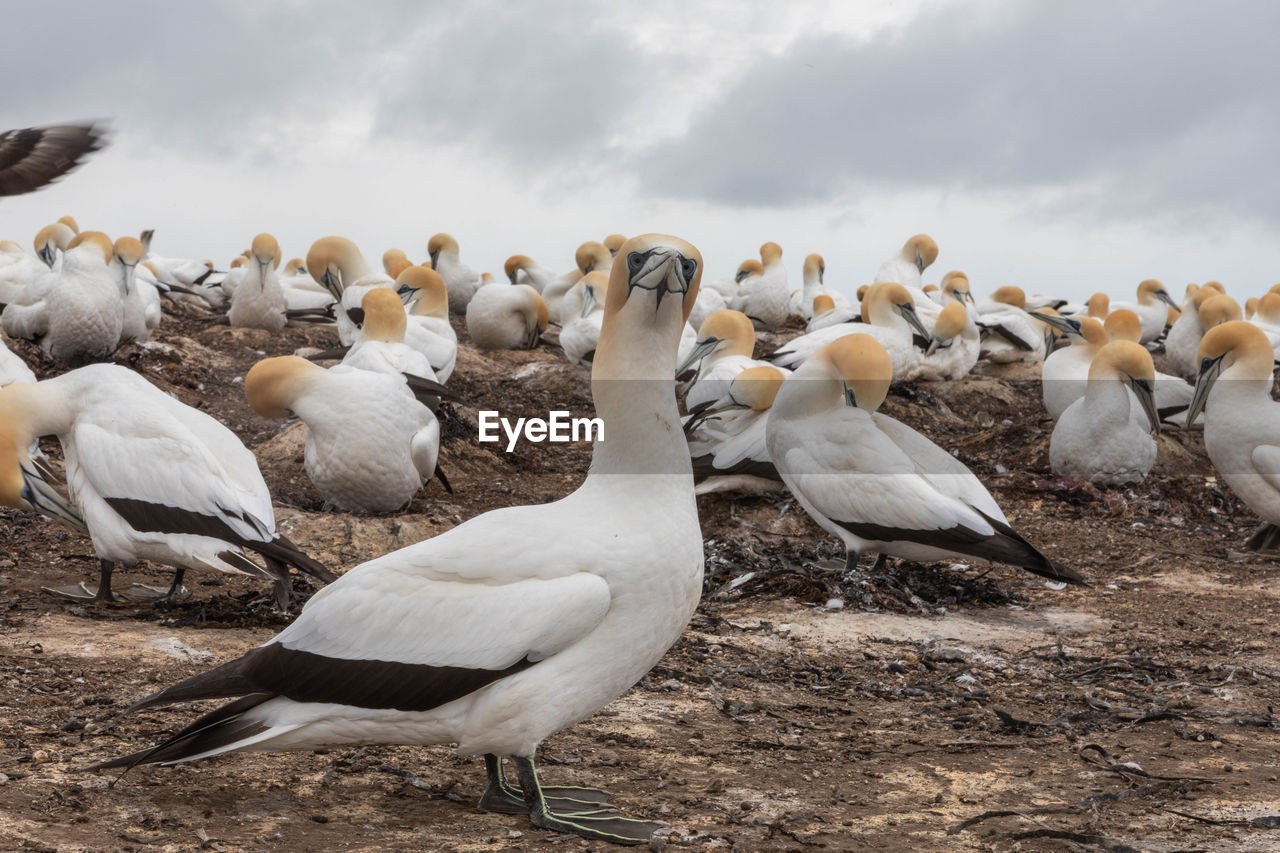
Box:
[915,255,925,274]
[625,249,691,313]
[1129,376,1160,435]
[1030,311,1081,336]
[320,266,343,301]
[676,336,720,377]
[38,245,56,268]
[1186,354,1224,428]
[925,336,942,357]
[580,286,597,319]
[429,250,440,269]
[396,283,414,302]
[898,303,930,339]
[843,383,858,408]
[1044,327,1057,356]
[1156,289,1180,311]
[20,466,87,532]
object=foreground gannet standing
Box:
[874,234,938,293]
[395,265,458,383]
[1111,279,1180,344]
[466,278,548,350]
[1186,321,1280,551]
[228,233,288,332]
[95,235,708,847]
[686,365,785,495]
[678,309,783,410]
[1049,341,1160,486]
[766,334,1082,582]
[0,365,334,604]
[428,233,482,314]
[0,122,105,196]
[733,242,789,329]
[245,356,443,513]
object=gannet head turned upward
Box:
[361,288,408,343]
[1137,278,1179,310]
[395,265,448,319]
[251,233,281,278]
[1186,321,1275,427]
[902,234,939,274]
[426,233,458,269]
[575,241,612,274]
[803,253,825,284]
[0,385,83,529]
[504,254,534,284]
[735,259,763,284]
[603,234,626,256]
[1090,340,1160,434]
[759,242,783,266]
[307,236,369,300]
[113,236,145,295]
[812,294,836,318]
[677,308,754,376]
[34,222,76,267]
[245,355,325,419]
[1086,292,1110,318]
[862,282,930,337]
[1197,294,1243,333]
[1103,309,1143,343]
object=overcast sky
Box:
[3,0,1277,304]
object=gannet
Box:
[702,258,752,305]
[679,309,785,410]
[1110,279,1179,344]
[788,253,849,320]
[427,233,482,314]
[0,364,333,604]
[1049,341,1160,486]
[766,283,929,380]
[343,288,438,383]
[36,231,123,363]
[806,293,860,332]
[466,278,548,350]
[874,234,938,293]
[246,356,443,513]
[503,254,556,293]
[395,265,458,383]
[113,237,159,344]
[0,223,72,309]
[1104,310,1196,424]
[907,301,979,381]
[976,286,1044,363]
[541,242,608,324]
[307,236,393,345]
[0,122,105,196]
[733,242,789,330]
[1186,321,1280,551]
[1037,314,1105,419]
[1166,284,1215,377]
[602,233,626,256]
[686,365,785,495]
[227,233,288,332]
[95,235,707,847]
[383,248,411,278]
[1246,292,1280,358]
[560,271,609,366]
[767,334,1081,582]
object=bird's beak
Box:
[915,255,925,274]
[506,271,518,285]
[819,265,826,284]
[429,250,440,269]
[1186,354,1224,428]
[320,265,343,301]
[20,465,87,532]
[257,258,271,281]
[1156,290,1180,311]
[898,303,930,338]
[676,336,720,377]
[625,249,689,313]
[1129,376,1160,435]
[925,336,941,357]
[123,262,136,295]
[1044,328,1057,355]
[580,286,597,319]
[1030,311,1081,336]
[734,270,749,284]
[396,283,414,303]
[37,245,55,268]
[843,383,858,408]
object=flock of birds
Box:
[1,122,1279,845]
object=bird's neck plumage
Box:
[0,380,72,444]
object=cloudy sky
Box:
[3,0,1277,303]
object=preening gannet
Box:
[38,231,123,363]
[395,265,458,383]
[807,293,860,332]
[428,233,482,314]
[307,236,392,345]
[342,288,438,383]
[766,282,929,380]
[602,233,626,256]
[1049,341,1160,486]
[0,122,105,196]
[907,301,979,381]
[466,278,548,350]
[382,248,410,278]
[95,235,708,847]
[228,233,288,333]
[246,356,443,513]
[1103,309,1196,424]
[875,234,938,292]
[686,365,785,495]
[542,242,606,323]
[1186,321,1280,551]
[1111,279,1180,344]
[504,254,556,293]
[678,309,783,410]
[788,253,849,320]
[766,334,1081,582]
[559,271,609,366]
[975,286,1046,363]
[733,242,789,330]
[0,365,333,605]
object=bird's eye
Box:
[627,252,644,271]
[680,258,697,280]
[1200,356,1213,371]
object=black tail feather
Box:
[89,693,274,771]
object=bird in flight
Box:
[0,122,106,197]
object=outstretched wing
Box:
[0,123,106,197]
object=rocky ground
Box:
[1,305,1278,852]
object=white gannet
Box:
[907,301,980,381]
[343,288,438,383]
[307,236,393,345]
[976,286,1045,363]
[766,282,930,380]
[733,241,789,330]
[0,334,35,387]
[113,237,160,344]
[552,241,614,325]
[37,231,123,363]
[466,278,548,350]
[395,265,458,383]
[383,248,411,279]
[427,233,482,315]
[1165,284,1217,377]
[246,356,444,513]
[1104,309,1197,425]
[228,233,288,333]
[559,271,609,366]
[1049,341,1160,486]
[0,364,334,604]
[788,253,850,320]
[686,365,785,495]
[1110,279,1180,344]
[678,309,784,410]
[1246,292,1280,358]
[504,254,557,293]
[1186,321,1280,551]
[874,234,939,293]
[602,233,626,256]
[1037,313,1106,419]
[767,333,1082,582]
[0,223,73,307]
[807,293,860,332]
[702,258,752,305]
[94,235,708,847]
[0,122,105,196]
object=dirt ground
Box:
[1,305,1278,853]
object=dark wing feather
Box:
[0,123,105,197]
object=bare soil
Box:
[1,308,1278,852]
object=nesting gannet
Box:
[504,254,556,293]
[538,243,603,324]
[95,235,707,847]
[806,293,858,332]
[1246,292,1280,358]
[766,283,929,380]
[1037,314,1105,419]
[246,356,443,513]
[395,265,458,383]
[1186,321,1280,551]
[602,233,626,256]
[113,237,160,344]
[228,233,288,333]
[1166,285,1216,377]
[874,234,938,293]
[1111,279,1179,344]
[767,334,1081,582]
[0,223,72,309]
[307,236,393,345]
[907,301,979,381]
[702,259,751,306]
[427,233,482,314]
[732,242,789,330]
[1104,310,1196,424]
[559,271,609,366]
[686,365,785,495]
[788,253,850,320]
[466,278,548,350]
[976,286,1044,363]
[1049,341,1160,486]
[343,288,438,383]
[34,232,123,363]
[0,364,333,604]
[679,309,785,410]
[0,122,105,196]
